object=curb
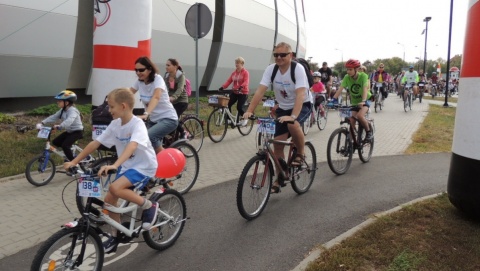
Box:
[0,173,26,184]
[291,193,444,271]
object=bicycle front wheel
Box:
[317,104,328,130]
[403,94,408,112]
[31,227,104,271]
[358,122,375,163]
[143,189,186,251]
[326,128,353,175]
[169,142,199,194]
[291,141,317,194]
[26,155,56,186]
[182,116,204,153]
[207,107,228,143]
[236,155,273,220]
[302,113,311,135]
[238,118,254,136]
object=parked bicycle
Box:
[326,104,375,175]
[31,166,187,271]
[207,90,255,143]
[236,116,317,220]
[372,82,384,113]
[403,83,414,112]
[19,125,104,186]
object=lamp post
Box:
[423,17,432,73]
[397,42,405,63]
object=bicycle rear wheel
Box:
[358,122,375,163]
[326,128,353,175]
[169,142,199,194]
[403,93,408,112]
[236,155,273,220]
[291,141,317,194]
[207,107,228,143]
[143,189,186,251]
[238,118,254,136]
[26,154,56,186]
[317,104,328,130]
[31,226,103,271]
[182,116,204,153]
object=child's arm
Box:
[41,110,62,125]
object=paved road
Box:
[0,96,453,269]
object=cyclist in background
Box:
[311,72,326,117]
[244,42,311,194]
[38,90,84,162]
[330,59,373,141]
[130,56,178,154]
[64,88,158,254]
[371,63,390,100]
[165,58,188,139]
[219,56,250,127]
[318,62,333,98]
[401,65,419,100]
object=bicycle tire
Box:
[207,107,228,143]
[419,91,423,103]
[378,92,383,111]
[404,93,408,112]
[143,189,186,251]
[168,142,199,194]
[358,122,375,163]
[409,93,412,110]
[75,156,118,225]
[26,155,56,186]
[236,155,273,220]
[317,104,328,130]
[181,116,204,153]
[302,113,311,135]
[374,93,379,113]
[31,226,104,271]
[238,118,254,136]
[326,128,353,175]
[291,141,316,194]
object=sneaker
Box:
[365,131,373,141]
[238,119,248,127]
[103,235,119,254]
[142,202,159,230]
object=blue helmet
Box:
[54,90,77,102]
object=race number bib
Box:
[375,82,383,87]
[92,125,108,140]
[208,96,218,104]
[263,99,275,107]
[78,175,102,198]
[37,127,51,139]
[257,118,275,135]
[339,108,352,118]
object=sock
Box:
[141,199,153,210]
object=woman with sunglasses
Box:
[130,56,178,153]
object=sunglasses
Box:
[379,67,384,69]
[273,52,290,58]
[134,68,147,72]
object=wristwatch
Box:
[290,114,297,120]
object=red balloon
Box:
[155,148,186,178]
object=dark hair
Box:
[135,56,159,83]
[167,58,183,71]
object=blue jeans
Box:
[146,118,178,149]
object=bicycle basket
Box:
[208,95,229,107]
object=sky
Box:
[303,0,469,66]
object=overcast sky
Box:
[303,0,470,66]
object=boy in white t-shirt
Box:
[64,88,158,254]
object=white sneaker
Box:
[238,119,248,127]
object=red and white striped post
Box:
[447,0,480,218]
[88,0,152,108]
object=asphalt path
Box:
[0,152,450,270]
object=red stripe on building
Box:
[461,2,480,78]
[93,39,151,70]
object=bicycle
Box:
[418,81,426,103]
[31,166,187,271]
[20,125,104,186]
[302,93,328,134]
[163,113,204,154]
[430,83,438,98]
[206,90,255,143]
[372,82,384,113]
[326,104,375,175]
[236,117,317,220]
[403,83,414,112]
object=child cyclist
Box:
[38,90,84,162]
[330,59,373,141]
[64,88,158,254]
[311,72,327,117]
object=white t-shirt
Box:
[133,74,178,122]
[96,116,157,177]
[260,63,310,110]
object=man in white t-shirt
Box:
[244,42,311,194]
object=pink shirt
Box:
[311,82,326,94]
[222,68,250,94]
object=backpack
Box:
[271,58,314,88]
[91,96,113,125]
[184,77,192,96]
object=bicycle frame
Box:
[338,106,373,148]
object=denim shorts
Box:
[115,169,151,190]
[146,118,178,149]
[274,102,312,137]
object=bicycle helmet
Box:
[312,71,322,78]
[432,72,437,75]
[345,59,361,69]
[54,90,77,102]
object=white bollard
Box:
[447,0,480,217]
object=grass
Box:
[423,95,458,103]
[304,103,480,271]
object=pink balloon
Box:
[155,148,186,178]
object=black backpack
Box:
[271,58,314,88]
[91,96,113,125]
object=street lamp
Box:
[423,17,432,73]
[397,42,405,63]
